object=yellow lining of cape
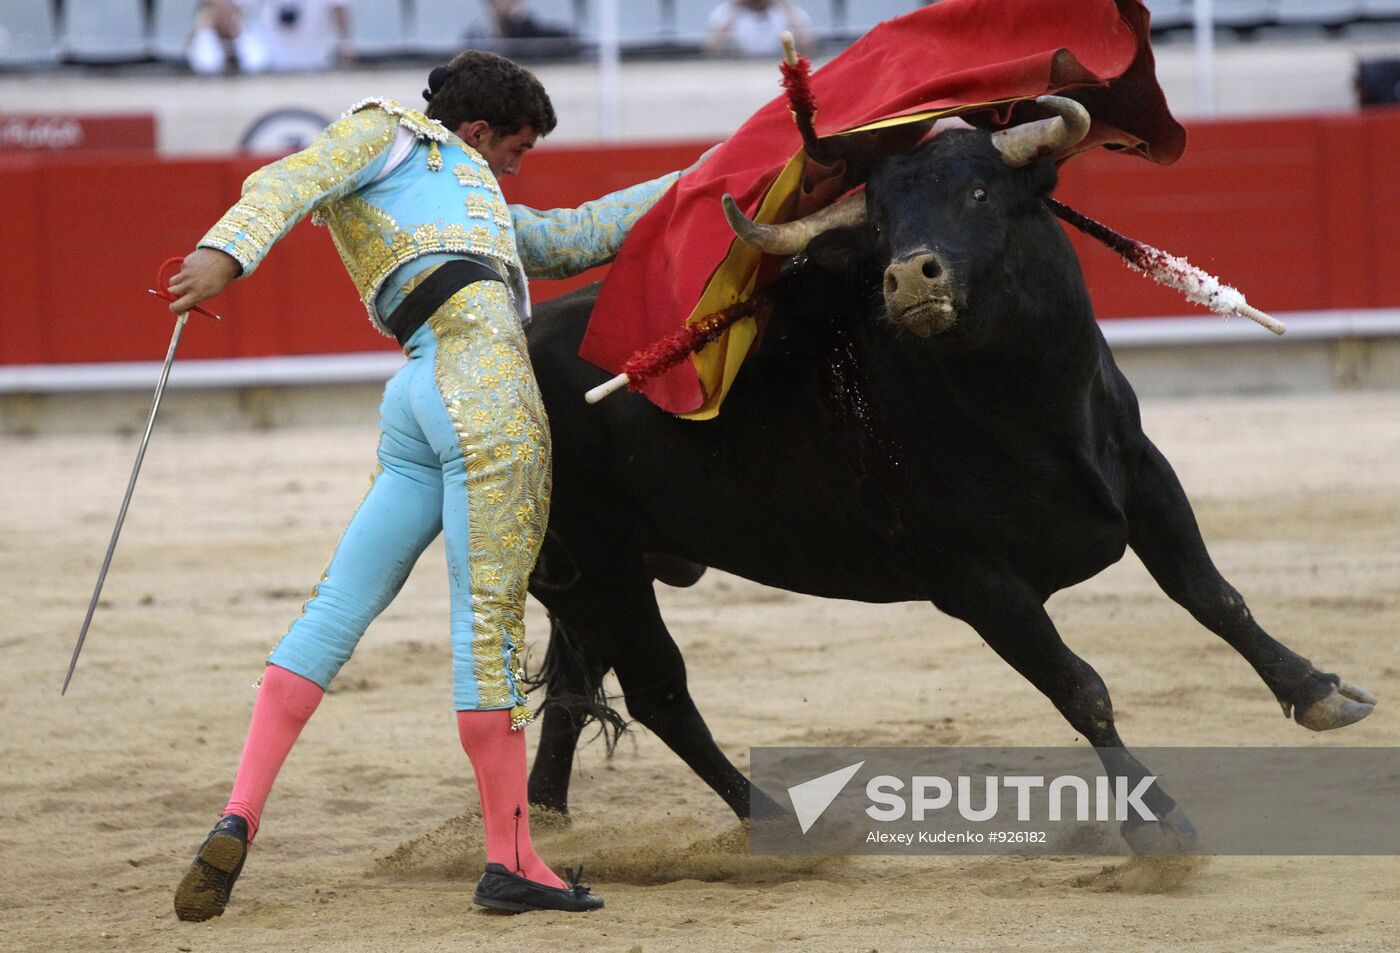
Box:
[679,150,807,420]
[836,97,1019,135]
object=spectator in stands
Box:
[706,0,815,58]
[466,0,579,59]
[188,0,352,75]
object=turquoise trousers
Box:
[267,281,547,727]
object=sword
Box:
[62,259,221,695]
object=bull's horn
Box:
[990,95,1091,167]
[722,191,868,257]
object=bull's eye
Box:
[972,187,988,203]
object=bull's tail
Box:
[524,613,628,752]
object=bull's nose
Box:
[883,252,946,300]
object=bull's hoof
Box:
[1293,679,1377,732]
[1120,806,1198,856]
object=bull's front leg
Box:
[1125,441,1375,730]
[932,573,1197,854]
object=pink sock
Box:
[456,709,565,888]
[222,664,323,842]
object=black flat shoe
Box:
[473,863,604,913]
[174,814,249,922]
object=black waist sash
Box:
[384,258,505,346]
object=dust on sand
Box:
[2,392,1398,952]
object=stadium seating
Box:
[150,0,199,61]
[1210,1,1277,28]
[0,0,61,67]
[1276,1,1361,26]
[528,0,583,34]
[672,0,714,42]
[412,0,581,56]
[4,0,1400,70]
[842,0,922,36]
[348,0,408,58]
[409,0,478,56]
[1143,0,1194,30]
[661,0,854,46]
[61,0,149,62]
[578,0,668,48]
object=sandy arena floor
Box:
[2,390,1398,953]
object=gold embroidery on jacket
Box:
[199,99,520,337]
[453,163,486,189]
[317,198,520,337]
[511,171,680,279]
[199,109,400,275]
[344,97,452,143]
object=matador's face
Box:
[459,122,538,178]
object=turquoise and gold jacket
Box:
[198,98,679,336]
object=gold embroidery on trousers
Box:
[429,282,550,728]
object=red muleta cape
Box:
[583,0,1184,418]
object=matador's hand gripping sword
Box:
[61,257,222,695]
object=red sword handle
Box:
[149,255,223,320]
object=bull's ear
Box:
[1018,156,1059,199]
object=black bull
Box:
[520,126,1375,849]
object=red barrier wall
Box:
[0,113,157,152]
[2,110,1397,367]
[1056,109,1400,317]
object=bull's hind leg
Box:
[934,575,1196,853]
[530,551,776,819]
[1126,442,1375,730]
[527,614,615,816]
[528,565,707,814]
